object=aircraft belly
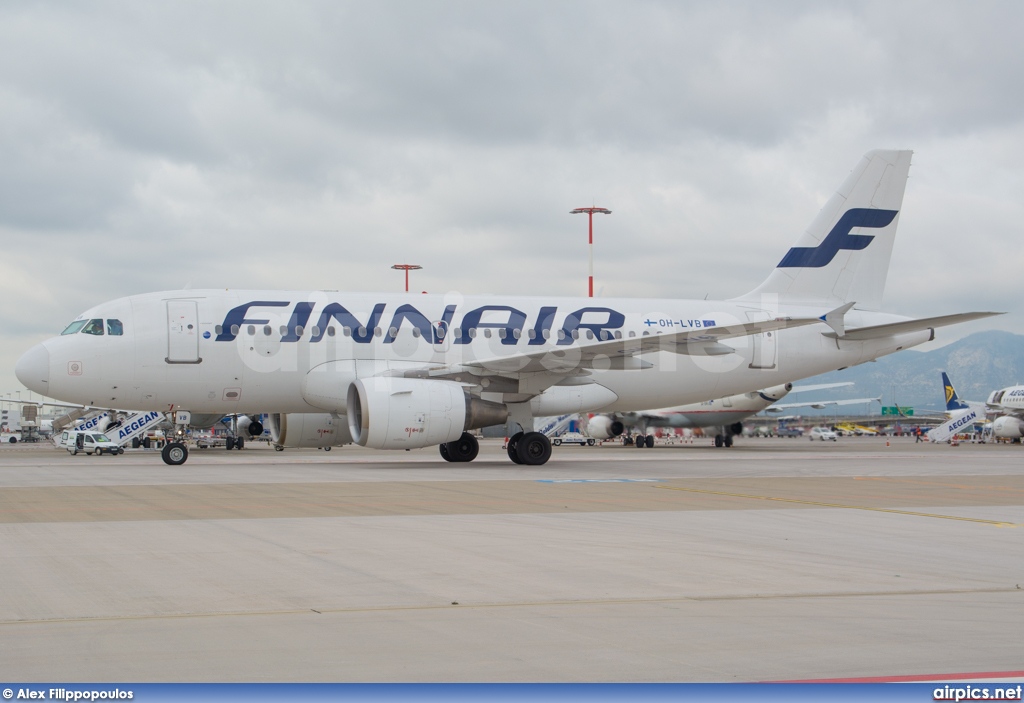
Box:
[648,411,749,429]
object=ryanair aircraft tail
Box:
[943,372,970,412]
[739,150,913,311]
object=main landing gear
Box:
[439,432,480,463]
[631,434,656,449]
[161,442,189,466]
[713,423,743,448]
[506,431,552,466]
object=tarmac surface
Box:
[0,436,1022,682]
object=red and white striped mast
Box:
[570,207,611,297]
[390,264,422,292]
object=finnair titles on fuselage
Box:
[15,150,998,465]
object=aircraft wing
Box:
[823,312,1002,341]
[764,396,881,412]
[986,404,1024,419]
[402,315,825,382]
[787,382,854,394]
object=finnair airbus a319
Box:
[16,150,997,465]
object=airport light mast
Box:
[570,207,611,297]
[391,264,422,293]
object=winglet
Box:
[820,302,856,337]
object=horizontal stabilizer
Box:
[824,312,1002,341]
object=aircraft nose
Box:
[15,343,50,394]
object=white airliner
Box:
[15,150,998,466]
[926,373,1002,443]
[587,382,878,448]
[984,384,1024,439]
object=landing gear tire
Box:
[162,442,188,466]
[235,436,245,450]
[226,437,235,450]
[714,435,724,448]
[439,443,453,462]
[724,435,733,448]
[635,435,645,449]
[507,432,524,464]
[645,435,654,448]
[516,432,552,466]
[446,433,479,462]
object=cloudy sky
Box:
[2,1,1022,394]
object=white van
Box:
[60,430,123,456]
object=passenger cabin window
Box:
[81,319,104,335]
[106,319,124,336]
[61,320,87,335]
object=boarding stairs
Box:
[52,408,105,434]
[105,411,167,447]
[927,407,983,443]
[537,414,577,437]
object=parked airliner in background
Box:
[16,150,998,465]
[985,383,1024,439]
[926,373,1024,443]
[587,382,878,448]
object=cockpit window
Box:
[106,319,124,336]
[61,320,87,335]
[81,319,104,335]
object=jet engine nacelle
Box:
[236,415,265,437]
[992,416,1024,439]
[346,378,508,450]
[587,415,624,440]
[267,412,353,448]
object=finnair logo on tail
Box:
[777,208,898,268]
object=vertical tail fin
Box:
[738,150,913,311]
[943,372,968,411]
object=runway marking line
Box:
[855,476,1024,494]
[653,484,1021,527]
[0,586,1019,627]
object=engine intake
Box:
[347,378,508,450]
[588,415,624,440]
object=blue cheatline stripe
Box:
[2,683,1018,702]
